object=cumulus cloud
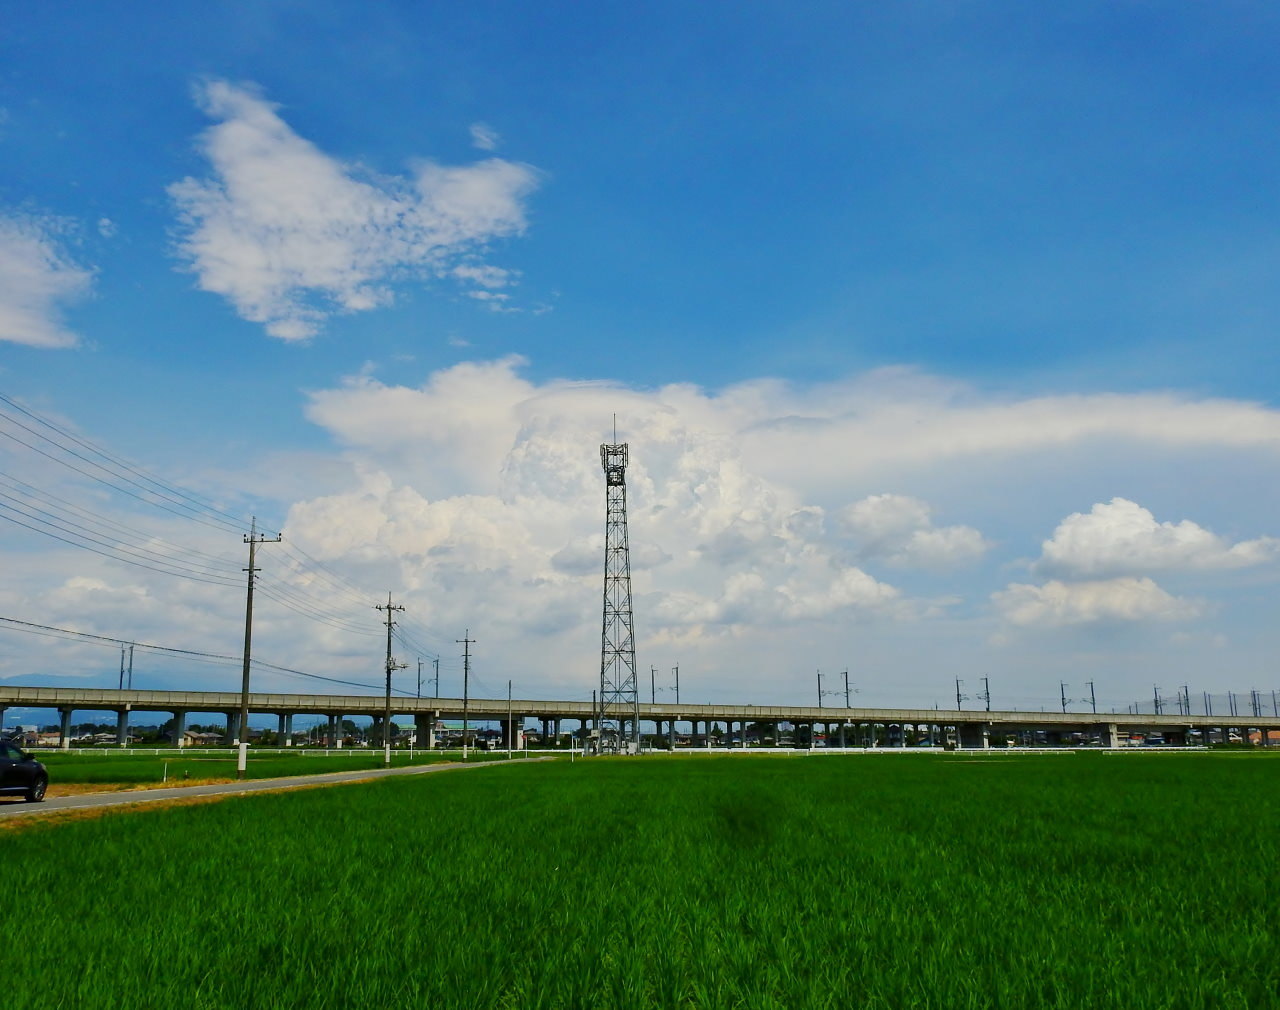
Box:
[0,211,93,348]
[288,360,920,643]
[1037,498,1279,578]
[993,577,1202,627]
[291,357,1280,649]
[8,354,1280,702]
[168,80,540,340]
[840,493,988,567]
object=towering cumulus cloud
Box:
[168,80,540,340]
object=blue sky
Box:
[2,1,1280,721]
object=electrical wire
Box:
[0,392,253,534]
[0,489,239,581]
[0,616,410,694]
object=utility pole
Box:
[1060,681,1068,714]
[955,678,963,710]
[1087,680,1097,715]
[1153,685,1163,716]
[981,676,991,713]
[1204,691,1212,718]
[118,645,126,691]
[417,658,423,699]
[842,670,851,708]
[433,658,440,698]
[375,593,406,766]
[817,670,823,708]
[126,644,133,690]
[651,665,656,705]
[673,664,680,705]
[458,631,474,760]
[238,518,281,780]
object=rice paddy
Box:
[2,752,1276,1008]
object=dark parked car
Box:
[0,741,47,802]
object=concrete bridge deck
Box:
[3,685,1277,749]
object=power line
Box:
[0,392,253,534]
[0,505,243,587]
[0,489,239,580]
[0,615,409,694]
[0,468,239,568]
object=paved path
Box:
[0,757,549,821]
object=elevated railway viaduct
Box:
[3,686,1277,750]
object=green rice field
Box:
[2,752,1277,1008]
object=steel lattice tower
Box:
[599,441,639,752]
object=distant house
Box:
[183,730,224,746]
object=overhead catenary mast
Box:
[598,423,639,753]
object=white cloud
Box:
[168,80,540,340]
[469,122,500,151]
[993,577,1202,627]
[840,493,988,567]
[10,355,1280,706]
[1037,498,1279,578]
[0,211,93,348]
[742,367,1280,491]
[289,360,920,646]
[96,218,117,239]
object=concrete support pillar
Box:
[59,707,73,750]
[116,707,130,747]
[335,715,345,748]
[0,707,5,733]
[553,718,561,744]
[668,719,676,749]
[284,714,293,745]
[839,722,846,748]
[171,710,186,748]
[224,712,238,746]
[1100,723,1119,749]
[958,722,988,749]
[541,718,550,744]
[707,721,714,748]
[277,713,288,747]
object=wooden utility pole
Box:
[457,631,474,760]
[238,518,281,780]
[376,593,406,766]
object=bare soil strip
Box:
[0,757,551,833]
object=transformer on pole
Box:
[599,439,639,753]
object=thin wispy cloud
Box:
[469,121,500,151]
[0,210,93,349]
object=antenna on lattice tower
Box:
[599,424,639,753]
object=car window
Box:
[0,743,18,760]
